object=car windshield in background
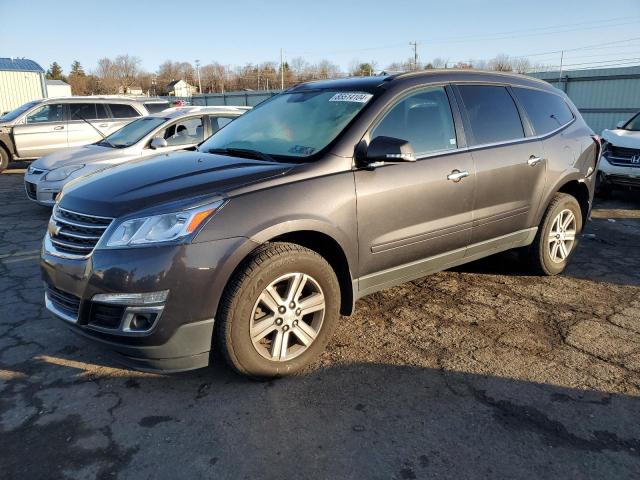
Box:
[199,90,374,160]
[144,102,171,114]
[623,113,640,131]
[98,117,167,148]
[0,100,41,122]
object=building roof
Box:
[46,79,70,86]
[0,57,44,73]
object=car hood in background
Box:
[32,145,137,170]
[59,150,293,218]
[602,129,640,149]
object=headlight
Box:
[102,200,225,248]
[44,164,85,181]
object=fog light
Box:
[130,313,155,331]
[121,306,163,334]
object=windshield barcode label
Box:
[329,93,373,103]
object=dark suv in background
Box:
[41,70,599,378]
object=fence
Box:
[165,66,640,134]
[188,90,281,107]
[530,66,640,133]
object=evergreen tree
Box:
[46,62,64,80]
[70,60,85,77]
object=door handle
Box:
[447,170,469,182]
[528,155,544,166]
[53,126,64,130]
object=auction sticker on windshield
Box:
[329,93,373,103]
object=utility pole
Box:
[280,48,285,90]
[409,41,419,70]
[195,59,202,95]
[558,50,564,91]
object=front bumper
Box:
[599,156,640,188]
[41,235,255,372]
[24,170,61,206]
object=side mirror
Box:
[361,136,416,168]
[150,137,168,150]
[616,121,625,129]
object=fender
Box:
[533,168,589,225]
[202,219,357,319]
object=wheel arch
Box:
[536,174,592,225]
[267,230,355,316]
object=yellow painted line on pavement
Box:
[1,169,26,174]
[591,209,640,219]
[35,355,161,378]
[0,369,27,381]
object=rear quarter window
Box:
[457,85,524,145]
[512,87,574,135]
[108,104,141,119]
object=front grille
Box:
[607,146,640,167]
[25,181,37,200]
[89,303,126,329]
[49,206,113,257]
[46,285,81,320]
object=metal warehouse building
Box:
[531,66,640,134]
[0,57,46,115]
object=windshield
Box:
[199,90,374,159]
[99,117,167,148]
[622,113,640,131]
[0,100,41,122]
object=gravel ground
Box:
[1,171,639,480]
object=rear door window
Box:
[457,85,524,145]
[95,103,110,120]
[371,86,458,157]
[25,104,64,123]
[69,103,99,120]
[108,104,141,119]
[209,116,235,133]
[512,87,574,135]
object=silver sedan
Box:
[24,106,248,206]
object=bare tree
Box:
[488,54,513,72]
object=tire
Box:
[0,146,9,173]
[215,242,341,378]
[521,193,583,276]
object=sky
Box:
[1,0,640,74]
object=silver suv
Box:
[24,106,248,206]
[0,96,170,171]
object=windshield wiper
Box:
[72,109,116,148]
[208,147,276,162]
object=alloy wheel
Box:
[250,272,325,362]
[548,209,577,263]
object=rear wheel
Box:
[0,146,9,173]
[521,193,583,275]
[215,242,341,378]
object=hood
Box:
[602,129,640,149]
[60,150,293,218]
[32,144,136,170]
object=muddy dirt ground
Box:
[1,171,639,479]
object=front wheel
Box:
[215,242,341,378]
[0,147,9,173]
[521,193,583,275]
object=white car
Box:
[598,112,640,196]
[24,106,249,206]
